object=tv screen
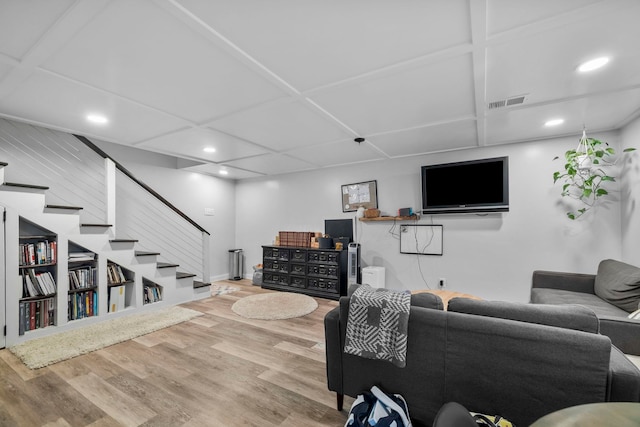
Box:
[421,156,509,214]
[325,219,353,241]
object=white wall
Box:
[621,115,640,263]
[236,132,625,302]
[91,140,236,281]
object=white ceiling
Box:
[1,0,639,180]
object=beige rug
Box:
[232,292,318,320]
[9,306,202,369]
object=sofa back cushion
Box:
[447,298,600,333]
[594,259,640,313]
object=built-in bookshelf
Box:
[68,241,98,321]
[107,261,134,312]
[18,218,57,335]
[143,278,163,305]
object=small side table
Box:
[530,402,640,427]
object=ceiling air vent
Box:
[488,100,506,109]
[506,96,525,106]
[488,95,526,109]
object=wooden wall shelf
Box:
[359,215,420,222]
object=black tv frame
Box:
[421,156,509,215]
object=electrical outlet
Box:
[438,278,446,289]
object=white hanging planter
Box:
[576,154,592,170]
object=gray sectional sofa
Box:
[325,291,640,427]
[531,259,640,355]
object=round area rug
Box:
[231,292,318,320]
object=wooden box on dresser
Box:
[261,245,347,300]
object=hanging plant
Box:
[552,130,635,220]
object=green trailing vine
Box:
[552,133,635,220]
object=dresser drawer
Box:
[264,259,289,273]
[307,277,339,293]
[307,264,339,278]
[290,263,306,276]
[289,276,307,288]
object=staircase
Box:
[1,161,211,346]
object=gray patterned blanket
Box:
[343,284,411,368]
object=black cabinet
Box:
[262,246,347,300]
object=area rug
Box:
[231,292,318,320]
[9,306,202,369]
[211,283,239,296]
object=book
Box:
[109,285,125,312]
[19,302,25,336]
[68,252,95,262]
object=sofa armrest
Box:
[608,346,640,401]
[532,270,596,294]
[599,316,640,356]
[324,306,343,394]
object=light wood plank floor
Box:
[0,280,353,426]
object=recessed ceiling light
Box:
[544,118,564,127]
[219,170,229,175]
[86,114,108,124]
[577,57,609,73]
[203,147,216,153]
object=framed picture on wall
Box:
[341,180,378,212]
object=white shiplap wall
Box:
[0,118,106,224]
[115,170,204,279]
[0,118,207,280]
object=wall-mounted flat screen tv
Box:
[421,156,509,214]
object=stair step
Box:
[157,262,179,269]
[193,280,211,289]
[135,251,160,257]
[45,204,83,211]
[109,239,139,243]
[176,272,197,280]
[2,182,49,190]
[80,223,112,228]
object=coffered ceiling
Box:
[0,0,639,180]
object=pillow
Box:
[594,259,640,313]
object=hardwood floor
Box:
[0,280,353,426]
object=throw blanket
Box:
[344,284,411,368]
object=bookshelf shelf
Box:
[359,215,420,222]
[143,278,163,305]
[18,218,58,335]
[107,261,134,313]
[67,242,98,321]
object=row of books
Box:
[143,285,162,304]
[19,297,55,335]
[19,240,56,266]
[69,267,97,289]
[107,263,128,284]
[68,290,98,321]
[20,270,56,298]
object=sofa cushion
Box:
[594,259,640,313]
[448,297,600,333]
[531,288,630,318]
